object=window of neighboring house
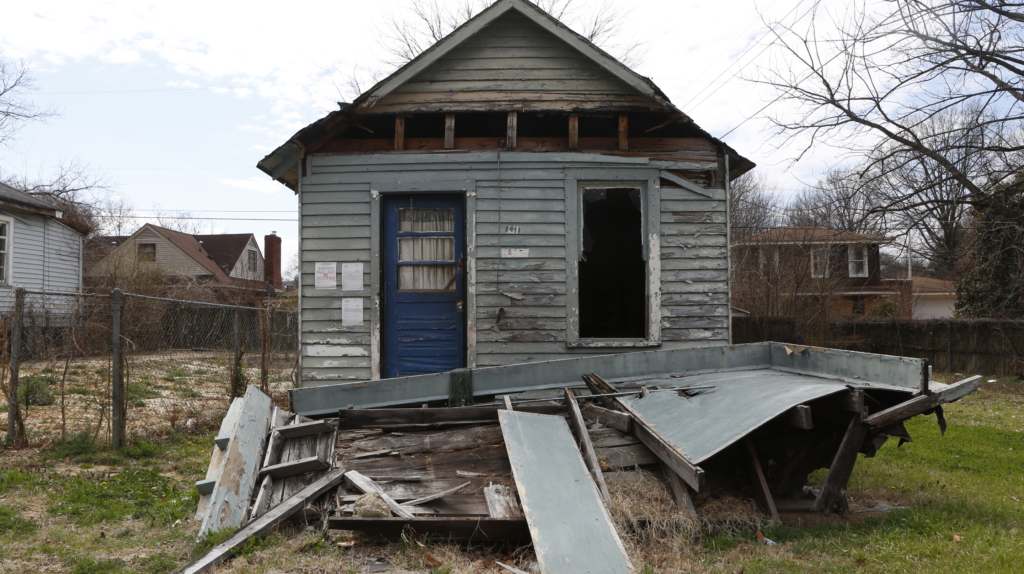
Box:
[758,246,779,272]
[0,218,11,284]
[852,297,866,315]
[247,250,258,275]
[848,244,868,277]
[138,243,156,262]
[811,247,829,278]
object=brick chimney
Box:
[264,232,283,290]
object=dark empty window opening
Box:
[137,243,155,262]
[579,187,646,338]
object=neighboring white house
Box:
[0,182,83,312]
[909,277,957,319]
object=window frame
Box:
[0,215,13,285]
[811,246,829,278]
[137,242,156,263]
[848,244,869,278]
[564,169,661,348]
[247,249,258,274]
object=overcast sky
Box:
[1,0,845,270]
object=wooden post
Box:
[745,437,780,523]
[812,417,870,515]
[618,114,628,150]
[660,462,696,516]
[568,115,578,150]
[111,288,124,448]
[7,287,24,445]
[506,111,517,149]
[564,388,610,501]
[445,113,455,149]
[394,116,405,151]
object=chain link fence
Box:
[2,289,297,448]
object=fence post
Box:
[111,288,123,448]
[7,287,25,446]
[231,308,243,397]
[259,303,270,394]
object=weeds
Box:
[0,504,37,536]
[48,468,196,526]
[71,557,126,574]
[19,375,56,406]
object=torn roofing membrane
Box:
[622,369,855,464]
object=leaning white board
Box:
[498,410,631,574]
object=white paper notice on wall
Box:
[500,247,529,258]
[341,263,363,291]
[315,262,337,290]
[341,298,363,326]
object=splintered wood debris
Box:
[179,367,981,573]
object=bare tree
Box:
[757,0,1024,220]
[3,159,110,236]
[786,167,889,236]
[729,172,784,241]
[0,51,57,150]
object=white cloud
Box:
[219,177,283,194]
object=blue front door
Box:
[383,195,465,378]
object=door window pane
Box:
[399,265,456,290]
[399,208,454,232]
[399,237,454,261]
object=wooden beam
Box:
[274,420,335,440]
[506,111,517,149]
[745,437,780,523]
[258,456,330,480]
[660,462,696,516]
[580,403,631,433]
[586,372,705,492]
[485,484,524,518]
[326,517,529,541]
[403,481,471,507]
[564,388,610,501]
[336,405,564,429]
[837,389,865,413]
[568,115,579,150]
[618,114,628,150]
[445,113,455,149]
[346,470,415,518]
[180,469,346,574]
[782,405,813,429]
[812,417,870,515]
[394,116,405,151]
[864,375,982,429]
[502,395,514,411]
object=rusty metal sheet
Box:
[499,410,631,574]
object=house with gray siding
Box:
[0,182,83,311]
[258,0,754,386]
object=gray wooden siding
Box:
[299,152,729,386]
[371,11,658,114]
[227,236,264,281]
[87,226,212,278]
[0,209,82,312]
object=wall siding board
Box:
[298,148,729,384]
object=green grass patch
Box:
[48,467,197,526]
[176,387,202,398]
[0,468,47,494]
[138,553,178,574]
[71,557,126,574]
[0,504,37,536]
[65,386,94,396]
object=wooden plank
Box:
[836,389,865,413]
[745,438,780,523]
[274,420,335,439]
[660,462,696,516]
[812,418,870,515]
[485,484,523,518]
[194,398,243,518]
[325,517,529,541]
[198,386,274,537]
[403,481,472,507]
[180,469,345,574]
[864,375,982,429]
[568,115,578,150]
[250,475,273,520]
[499,410,632,574]
[618,114,628,150]
[503,395,514,411]
[258,456,330,480]
[507,111,517,149]
[346,470,415,518]
[395,116,405,151]
[595,443,659,469]
[337,405,565,428]
[580,402,631,433]
[781,405,812,429]
[565,388,610,501]
[343,425,503,457]
[445,113,455,149]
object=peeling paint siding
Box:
[299,154,730,385]
[305,345,369,357]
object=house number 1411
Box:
[505,226,521,234]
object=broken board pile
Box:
[181,344,982,574]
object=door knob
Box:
[456,301,464,312]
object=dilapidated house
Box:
[258,0,754,385]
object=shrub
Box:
[19,375,55,406]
